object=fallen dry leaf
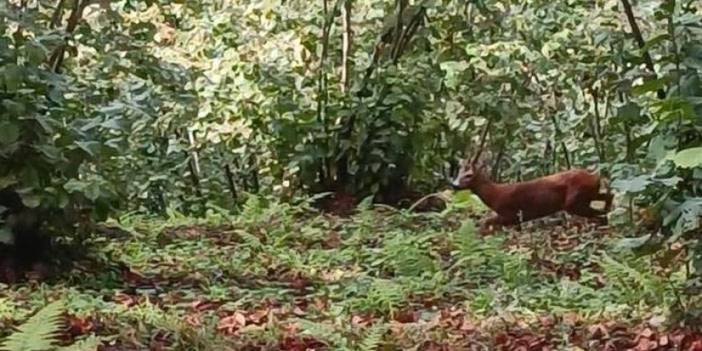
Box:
[459,320,476,333]
[393,309,418,323]
[184,313,201,327]
[113,292,136,307]
[217,311,247,335]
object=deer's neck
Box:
[471,179,504,211]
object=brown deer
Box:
[451,158,613,235]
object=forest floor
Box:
[0,195,700,351]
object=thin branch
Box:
[187,129,201,178]
[396,6,425,60]
[550,93,571,169]
[50,0,66,29]
[592,87,605,163]
[340,0,352,93]
[390,0,406,61]
[174,129,203,198]
[620,0,666,99]
[49,0,90,73]
[472,119,492,165]
[316,0,339,186]
[247,154,259,192]
[492,142,505,181]
[224,163,238,201]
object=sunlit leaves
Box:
[611,175,652,193]
[440,61,470,89]
[64,179,104,202]
[664,198,702,236]
[631,77,669,96]
[670,147,702,168]
[650,97,696,121]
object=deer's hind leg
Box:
[565,187,610,225]
[566,197,609,226]
[594,192,613,212]
[566,204,606,218]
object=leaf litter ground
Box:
[0,199,700,350]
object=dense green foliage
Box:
[2,0,701,210]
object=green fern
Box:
[58,335,103,351]
[362,279,405,316]
[382,233,437,277]
[0,300,65,351]
[597,252,667,305]
[297,319,346,348]
[357,322,387,351]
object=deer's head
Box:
[451,158,487,190]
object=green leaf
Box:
[358,195,374,210]
[0,226,13,244]
[655,176,682,187]
[84,181,102,201]
[611,175,651,193]
[0,122,20,145]
[659,0,675,14]
[63,179,101,201]
[613,234,651,251]
[1,100,26,116]
[665,198,702,236]
[670,147,702,168]
[99,102,125,116]
[1,64,23,92]
[0,176,17,189]
[60,335,107,351]
[64,179,86,194]
[24,43,47,66]
[75,141,102,157]
[452,190,474,204]
[457,219,477,237]
[648,134,675,163]
[632,77,667,96]
[651,97,696,121]
[21,194,41,208]
[616,102,641,122]
[35,144,63,162]
[14,188,41,208]
[440,61,470,89]
[641,33,670,52]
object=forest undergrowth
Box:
[0,194,699,351]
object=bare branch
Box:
[340,0,352,93]
[620,0,666,99]
[471,119,492,166]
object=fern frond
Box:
[358,323,387,351]
[59,335,104,351]
[297,319,344,347]
[0,300,65,351]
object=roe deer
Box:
[451,159,613,234]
